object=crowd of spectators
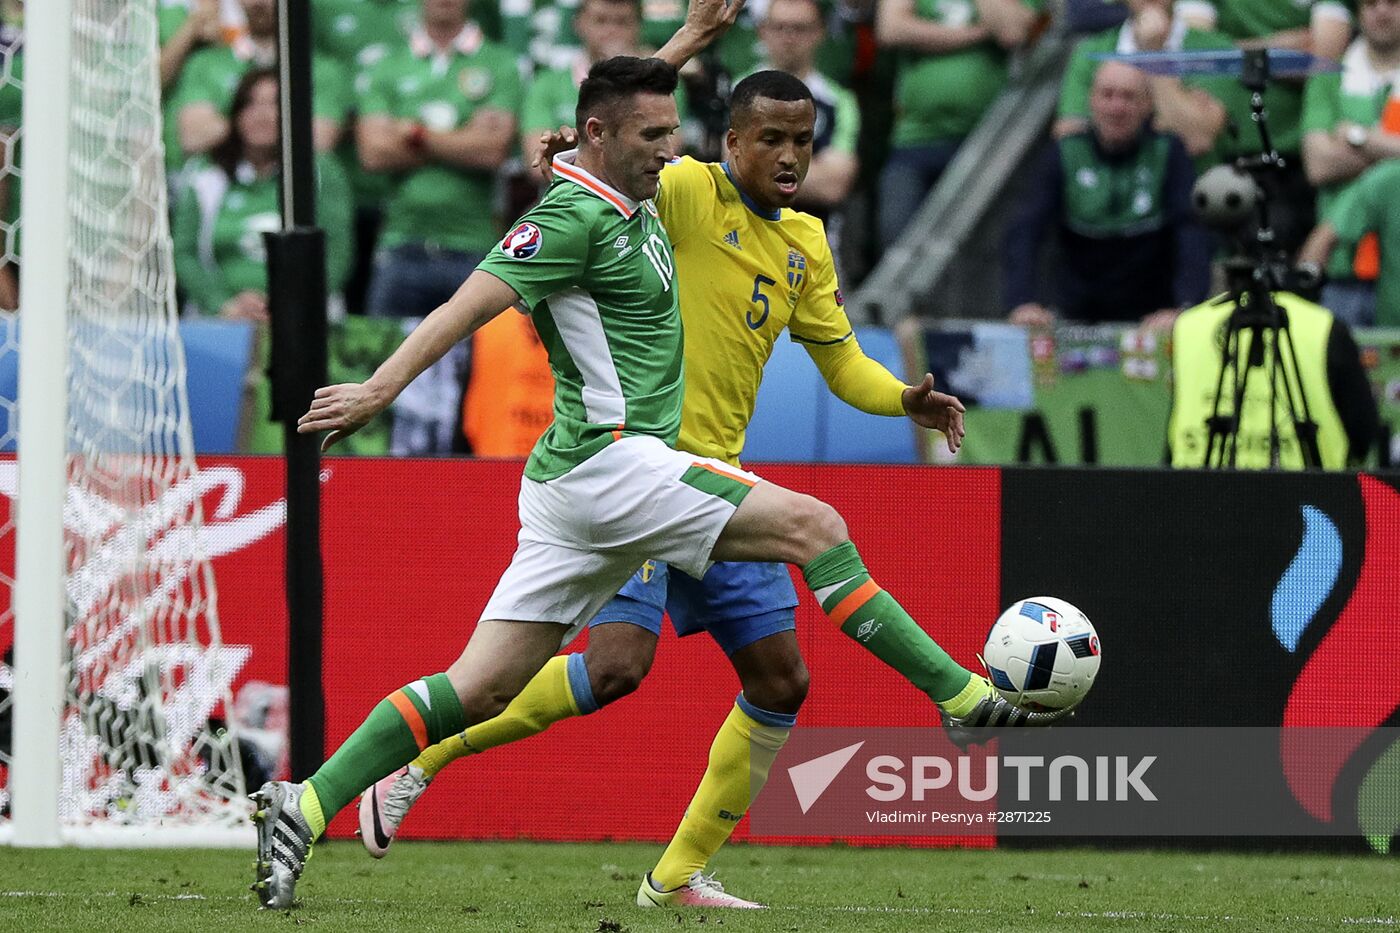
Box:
[0,0,1397,454]
[0,0,1392,321]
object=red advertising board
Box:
[196,457,1002,846]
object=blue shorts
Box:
[588,560,798,656]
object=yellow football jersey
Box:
[656,157,853,466]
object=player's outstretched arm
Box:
[297,270,520,450]
[805,339,967,452]
[653,0,746,71]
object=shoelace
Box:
[383,769,429,824]
[688,872,727,895]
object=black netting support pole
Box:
[273,0,326,784]
[277,0,316,229]
[265,227,328,782]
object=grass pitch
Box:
[0,841,1394,932]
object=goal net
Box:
[0,0,248,845]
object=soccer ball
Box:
[982,596,1100,713]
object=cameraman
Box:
[1167,289,1378,469]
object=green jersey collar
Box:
[410,22,484,59]
[552,149,642,218]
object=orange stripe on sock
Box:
[691,461,757,487]
[389,690,429,751]
[828,579,882,628]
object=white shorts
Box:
[479,435,761,628]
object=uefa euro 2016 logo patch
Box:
[502,222,542,259]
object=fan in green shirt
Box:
[1300,0,1400,284]
[522,0,694,167]
[1177,0,1353,62]
[173,69,353,319]
[170,0,352,167]
[876,0,1041,239]
[1299,160,1400,326]
[311,0,418,213]
[357,0,523,316]
[159,0,224,176]
[314,0,419,72]
[1174,0,1356,159]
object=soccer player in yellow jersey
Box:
[355,69,1063,908]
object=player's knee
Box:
[587,653,651,706]
[458,688,515,725]
[744,658,809,715]
[774,663,810,713]
[792,497,847,560]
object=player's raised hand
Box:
[654,0,745,68]
[682,0,746,39]
[902,372,966,453]
[297,382,390,451]
[530,124,579,181]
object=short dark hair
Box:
[729,70,814,127]
[575,56,678,127]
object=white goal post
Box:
[2,0,251,847]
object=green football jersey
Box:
[358,26,523,253]
[313,0,418,73]
[477,158,683,482]
[1328,160,1400,325]
[1301,57,1393,278]
[892,0,1043,147]
[312,0,417,207]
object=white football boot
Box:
[358,764,431,857]
[250,781,316,909]
[637,871,765,909]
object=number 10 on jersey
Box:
[642,233,674,291]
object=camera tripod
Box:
[1200,49,1322,469]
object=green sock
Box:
[802,541,973,704]
[305,672,465,830]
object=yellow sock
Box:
[413,733,471,777]
[938,673,991,719]
[409,654,588,779]
[300,781,326,839]
[651,699,793,891]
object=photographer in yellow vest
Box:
[1167,289,1378,469]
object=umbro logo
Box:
[723,230,741,249]
[614,234,636,258]
[855,619,881,641]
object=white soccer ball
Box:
[982,596,1101,713]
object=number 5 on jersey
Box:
[642,233,674,291]
[748,274,776,330]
